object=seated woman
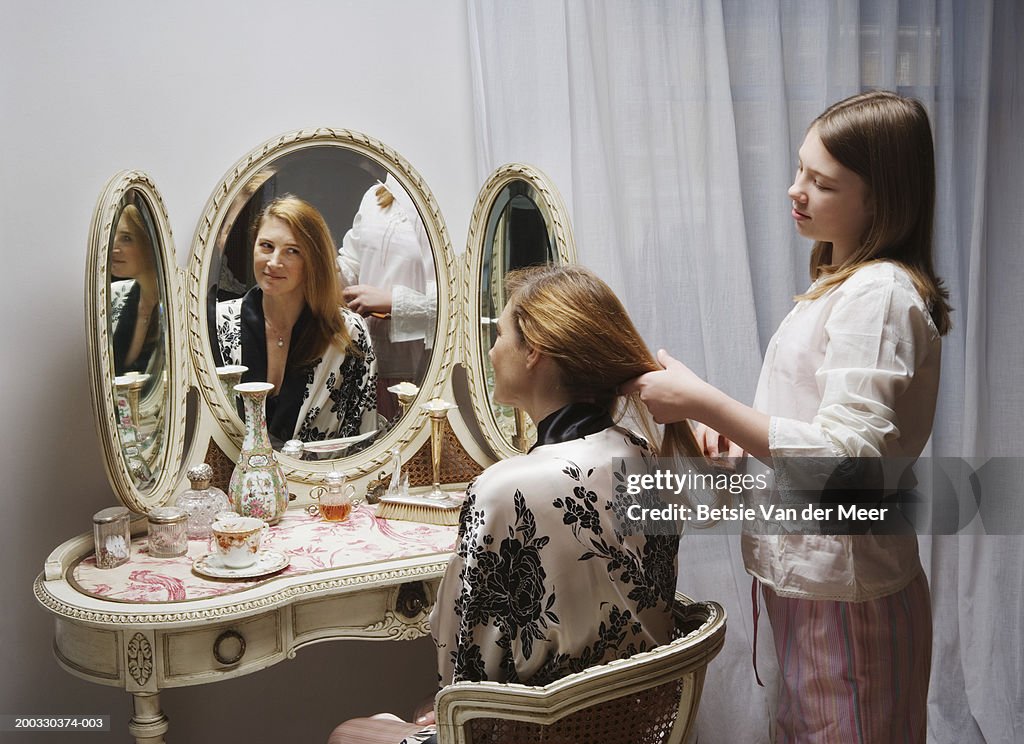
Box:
[328,264,702,744]
[110,203,162,376]
[216,195,378,446]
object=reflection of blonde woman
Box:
[329,265,703,744]
[110,203,160,374]
[216,195,378,445]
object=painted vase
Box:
[229,382,288,525]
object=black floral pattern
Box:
[216,298,377,442]
[435,427,678,689]
[110,281,133,328]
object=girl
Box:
[626,90,950,742]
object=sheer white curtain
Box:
[468,1,1023,741]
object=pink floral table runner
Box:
[71,506,457,603]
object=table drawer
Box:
[160,613,284,684]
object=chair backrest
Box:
[434,592,726,744]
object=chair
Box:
[433,592,726,744]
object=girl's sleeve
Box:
[337,214,363,288]
[769,277,936,459]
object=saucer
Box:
[193,549,290,580]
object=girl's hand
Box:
[692,422,745,460]
[343,284,393,316]
[621,349,712,424]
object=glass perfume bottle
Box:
[310,471,356,522]
[174,463,231,540]
[385,447,405,499]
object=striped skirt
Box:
[761,571,931,744]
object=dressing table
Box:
[34,130,575,744]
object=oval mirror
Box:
[188,129,455,482]
[87,172,189,512]
[464,164,576,459]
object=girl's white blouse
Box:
[742,261,942,601]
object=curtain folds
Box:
[467,1,1023,741]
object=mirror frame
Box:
[463,163,576,460]
[86,171,190,513]
[186,128,458,483]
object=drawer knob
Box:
[396,582,427,618]
[213,629,246,666]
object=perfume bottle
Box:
[385,447,405,499]
[310,471,356,522]
[174,463,231,540]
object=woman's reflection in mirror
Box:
[339,175,436,420]
[110,202,161,376]
[207,168,277,366]
[216,195,378,447]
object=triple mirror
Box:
[87,132,574,513]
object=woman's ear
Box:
[524,345,542,370]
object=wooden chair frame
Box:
[434,593,727,744]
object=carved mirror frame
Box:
[463,164,576,460]
[186,128,458,483]
[86,171,190,513]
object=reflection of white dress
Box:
[337,176,436,382]
[215,293,378,444]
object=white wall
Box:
[0,1,477,740]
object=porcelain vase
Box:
[229,382,288,525]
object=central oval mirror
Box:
[188,129,455,482]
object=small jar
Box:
[147,506,188,558]
[174,463,231,539]
[281,439,304,459]
[93,506,131,569]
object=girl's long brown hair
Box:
[799,90,952,335]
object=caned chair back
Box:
[434,593,726,744]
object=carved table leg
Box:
[129,692,169,744]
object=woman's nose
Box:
[267,250,284,267]
[788,182,805,203]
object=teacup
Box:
[210,516,267,569]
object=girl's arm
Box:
[623,349,771,458]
